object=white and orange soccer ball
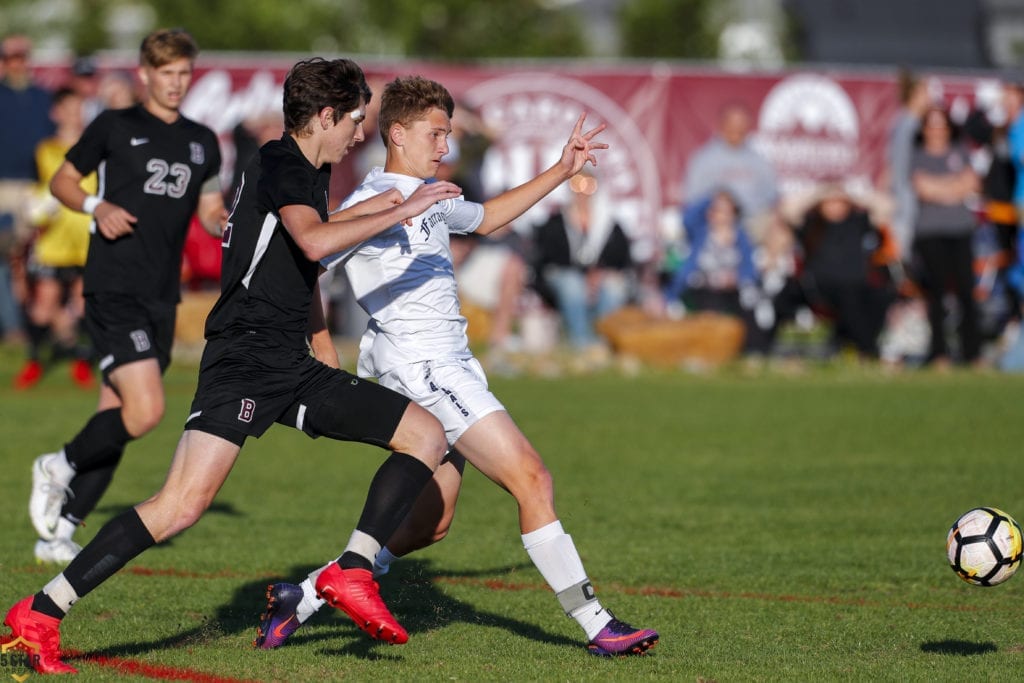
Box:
[946,507,1023,586]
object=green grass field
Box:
[2,346,1024,681]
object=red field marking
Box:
[125,566,268,581]
[67,650,258,682]
[432,576,999,613]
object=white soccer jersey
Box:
[321,168,485,377]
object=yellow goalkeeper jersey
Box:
[32,137,95,267]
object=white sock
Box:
[374,546,398,577]
[54,517,77,541]
[42,574,79,614]
[296,577,325,623]
[522,520,611,640]
[343,529,381,567]
[571,602,613,640]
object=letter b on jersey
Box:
[237,398,256,423]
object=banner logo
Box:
[466,73,662,261]
[754,73,864,195]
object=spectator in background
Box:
[228,110,283,199]
[0,34,54,344]
[886,71,932,258]
[1008,79,1024,241]
[13,88,95,390]
[664,190,772,355]
[443,106,529,362]
[962,87,1019,341]
[451,232,528,370]
[911,105,982,367]
[96,70,137,110]
[754,210,804,355]
[797,183,896,360]
[682,103,778,241]
[533,170,634,355]
[438,101,493,204]
[69,56,102,124]
[999,78,1024,371]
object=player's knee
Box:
[509,453,554,501]
[170,493,214,536]
[431,510,456,544]
[122,398,165,436]
[143,494,209,542]
[393,405,447,469]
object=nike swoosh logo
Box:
[272,615,296,638]
[130,137,149,146]
[598,633,645,643]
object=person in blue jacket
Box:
[665,189,771,353]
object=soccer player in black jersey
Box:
[28,29,228,564]
[4,57,462,674]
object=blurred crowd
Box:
[4,31,1024,386]
[424,70,1024,376]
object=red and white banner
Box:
[36,56,1001,259]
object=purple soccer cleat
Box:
[254,583,304,649]
[587,615,659,657]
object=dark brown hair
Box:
[282,57,371,136]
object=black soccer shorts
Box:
[184,334,411,448]
[84,292,175,379]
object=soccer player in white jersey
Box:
[256,75,658,657]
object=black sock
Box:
[62,451,123,522]
[64,409,133,472]
[62,508,156,599]
[338,452,433,571]
[52,339,77,362]
[25,321,49,361]
[31,593,64,619]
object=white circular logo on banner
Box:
[465,73,661,260]
[753,73,861,193]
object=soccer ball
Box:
[946,507,1023,586]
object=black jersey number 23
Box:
[143,158,192,199]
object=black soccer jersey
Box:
[67,104,221,303]
[204,134,329,350]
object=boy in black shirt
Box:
[30,28,226,564]
[5,56,462,674]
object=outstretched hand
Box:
[558,113,608,177]
[350,188,406,216]
[402,180,463,217]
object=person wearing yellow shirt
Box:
[14,87,95,390]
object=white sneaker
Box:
[34,538,82,564]
[29,453,74,540]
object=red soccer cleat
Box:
[69,359,95,390]
[13,360,43,390]
[314,562,408,644]
[3,596,77,674]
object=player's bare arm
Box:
[197,191,229,237]
[307,278,341,368]
[281,180,462,261]
[330,188,405,221]
[476,112,608,235]
[50,159,138,239]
